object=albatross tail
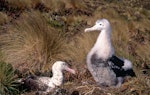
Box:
[122,59,132,70]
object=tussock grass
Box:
[3,0,86,13]
[5,0,33,9]
[136,44,150,60]
[67,32,98,64]
[64,0,86,9]
[0,0,149,95]
[0,12,10,25]
[0,11,67,73]
[110,20,135,63]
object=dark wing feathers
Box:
[109,55,124,67]
[23,75,48,91]
[109,55,136,77]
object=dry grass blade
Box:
[0,0,150,95]
[0,11,67,74]
[65,32,98,64]
[0,12,10,25]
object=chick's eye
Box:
[99,24,102,26]
[63,63,66,66]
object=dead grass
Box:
[3,0,87,13]
[5,0,33,9]
[0,11,68,74]
[0,0,150,95]
[0,12,10,25]
[65,32,97,63]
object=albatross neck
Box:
[93,29,114,59]
[96,29,111,45]
[51,70,63,86]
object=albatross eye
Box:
[62,63,67,66]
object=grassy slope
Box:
[0,0,150,95]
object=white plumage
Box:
[21,61,75,93]
[85,18,135,87]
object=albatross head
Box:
[52,61,75,74]
[84,18,111,32]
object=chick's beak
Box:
[84,24,99,32]
[65,66,76,74]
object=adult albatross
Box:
[20,61,75,93]
[85,18,135,87]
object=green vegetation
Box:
[0,62,19,95]
[0,0,149,95]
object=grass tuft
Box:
[0,12,10,25]
[0,11,67,74]
[0,62,19,95]
[0,0,149,95]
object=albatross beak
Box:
[65,67,76,74]
[84,24,99,32]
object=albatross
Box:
[85,18,135,87]
[20,61,75,93]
